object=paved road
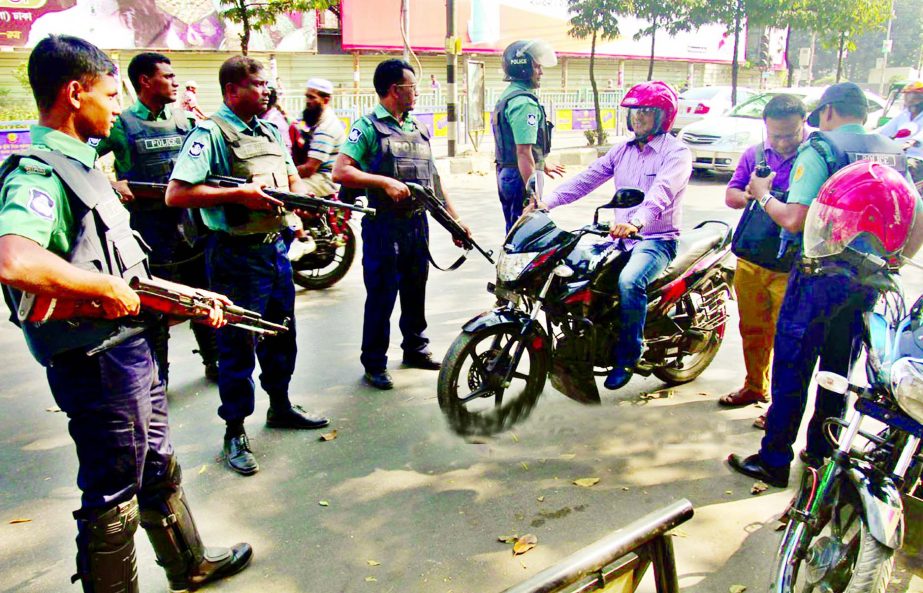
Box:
[1,167,921,593]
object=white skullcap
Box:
[305,78,334,95]
[185,80,198,89]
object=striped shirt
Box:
[545,133,692,243]
[308,108,346,175]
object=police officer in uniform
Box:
[492,39,564,233]
[0,35,251,592]
[332,59,470,390]
[167,56,329,476]
[95,51,218,385]
[728,82,921,487]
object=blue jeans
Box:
[759,268,876,467]
[612,239,677,366]
[206,234,297,423]
[496,165,526,234]
[360,211,431,372]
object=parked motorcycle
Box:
[291,204,357,290]
[437,185,735,437]
[771,265,923,593]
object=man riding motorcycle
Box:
[532,81,692,390]
[878,81,923,188]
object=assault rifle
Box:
[125,178,377,217]
[19,277,288,336]
[406,182,495,268]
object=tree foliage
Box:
[629,0,694,80]
[220,0,340,55]
[567,0,632,145]
[807,0,890,81]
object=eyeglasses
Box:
[629,107,660,115]
[394,83,418,91]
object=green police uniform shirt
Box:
[0,126,89,255]
[169,103,298,231]
[94,101,194,175]
[787,123,868,207]
[499,80,542,148]
[340,104,435,171]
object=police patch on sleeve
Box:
[347,128,363,143]
[527,113,538,127]
[793,164,804,182]
[188,141,205,158]
[87,137,101,148]
[27,188,55,221]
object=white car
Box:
[672,86,755,132]
[677,86,886,173]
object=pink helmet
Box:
[804,160,918,259]
[620,81,678,135]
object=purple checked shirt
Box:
[545,133,692,244]
[727,140,801,194]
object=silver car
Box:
[673,86,755,132]
[677,86,886,173]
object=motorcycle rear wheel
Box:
[437,324,549,437]
[772,477,894,593]
[652,290,727,385]
[292,222,357,290]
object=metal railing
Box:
[500,499,694,593]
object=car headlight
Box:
[891,357,923,425]
[497,251,539,282]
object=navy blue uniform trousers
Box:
[206,234,297,423]
[360,210,430,373]
[760,268,876,467]
[47,335,172,512]
[497,165,526,235]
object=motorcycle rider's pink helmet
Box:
[620,81,678,136]
[804,160,918,259]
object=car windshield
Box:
[680,88,722,100]
[728,91,813,118]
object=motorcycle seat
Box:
[650,225,727,289]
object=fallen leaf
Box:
[621,487,630,492]
[559,453,576,460]
[729,585,747,593]
[8,518,31,525]
[365,576,377,582]
[319,430,338,442]
[573,477,600,488]
[45,406,61,413]
[511,431,520,443]
[751,481,769,495]
[536,496,545,503]
[520,462,529,471]
[318,500,330,507]
[698,392,709,397]
[498,534,518,543]
[198,465,208,475]
[512,534,538,555]
[367,560,381,566]
[725,490,733,495]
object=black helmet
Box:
[502,40,556,82]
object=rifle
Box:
[19,277,288,336]
[405,182,495,268]
[126,178,377,218]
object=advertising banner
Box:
[342,0,747,63]
[0,0,317,51]
[0,128,31,157]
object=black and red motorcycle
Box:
[291,204,357,290]
[437,187,735,436]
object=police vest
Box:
[809,129,907,176]
[366,111,435,211]
[209,114,290,235]
[0,150,152,366]
[730,143,795,272]
[491,89,553,168]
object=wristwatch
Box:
[758,193,773,209]
[629,217,644,231]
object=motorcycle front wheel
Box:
[771,476,894,593]
[652,288,728,384]
[292,222,357,290]
[437,324,549,437]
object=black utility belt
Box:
[215,231,282,245]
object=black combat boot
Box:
[72,498,140,593]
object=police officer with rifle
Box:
[95,51,218,385]
[333,58,473,391]
[167,56,330,477]
[0,35,252,593]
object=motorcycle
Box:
[437,183,735,437]
[290,203,357,290]
[892,122,923,193]
[770,263,923,593]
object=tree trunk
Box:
[590,29,604,145]
[647,19,657,81]
[239,0,251,56]
[836,31,846,82]
[730,0,742,105]
[784,25,795,87]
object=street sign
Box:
[798,47,812,65]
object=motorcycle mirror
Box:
[553,264,574,278]
[609,188,646,209]
[815,371,850,395]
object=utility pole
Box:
[446,0,458,157]
[879,0,895,95]
[401,0,410,62]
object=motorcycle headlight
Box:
[891,357,923,424]
[497,251,539,282]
